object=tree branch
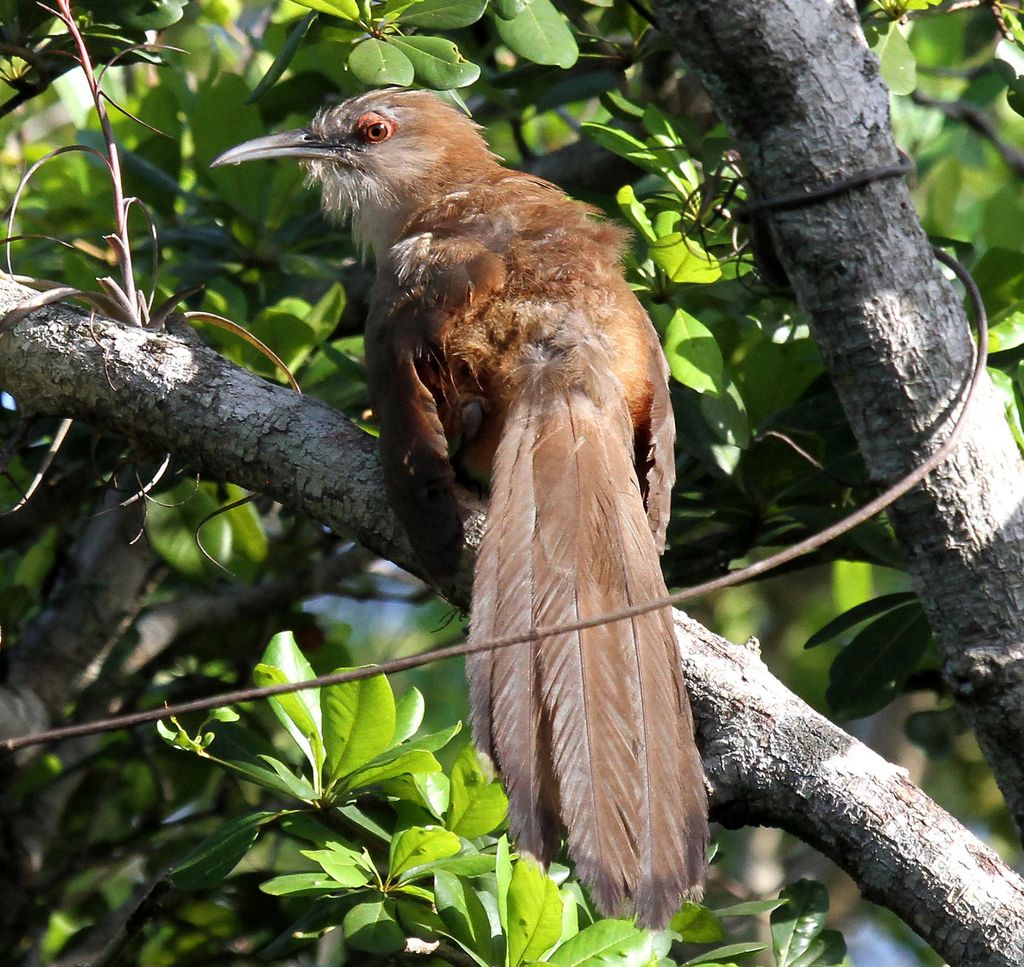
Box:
[680,618,1024,967]
[1,277,1022,962]
[654,0,1024,844]
[911,90,1024,177]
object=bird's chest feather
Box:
[373,216,647,485]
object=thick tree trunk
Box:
[654,0,1024,842]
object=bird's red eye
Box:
[356,112,396,144]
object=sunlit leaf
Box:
[323,669,396,785]
[670,902,725,943]
[663,308,724,393]
[255,632,324,779]
[290,0,360,19]
[505,858,562,966]
[548,919,656,965]
[871,22,916,96]
[389,825,461,879]
[447,743,508,838]
[434,870,494,962]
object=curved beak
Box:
[210,129,337,167]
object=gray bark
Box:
[654,0,1024,841]
[1,279,1022,964]
[682,617,1024,967]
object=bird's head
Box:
[211,88,498,255]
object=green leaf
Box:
[664,308,724,393]
[345,750,442,791]
[195,74,278,221]
[388,36,481,89]
[344,898,406,954]
[825,602,931,719]
[547,919,655,965]
[582,122,656,169]
[616,185,658,243]
[386,771,451,818]
[494,0,578,68]
[248,11,316,103]
[495,836,513,929]
[255,631,324,779]
[257,754,322,800]
[505,858,562,966]
[259,872,350,896]
[169,718,314,798]
[871,22,916,96]
[302,846,373,886]
[291,0,360,18]
[390,826,461,879]
[988,307,1024,353]
[400,721,463,753]
[971,248,1024,318]
[447,743,508,838]
[771,881,830,967]
[305,282,348,343]
[396,897,448,941]
[804,592,918,649]
[683,941,766,964]
[650,233,721,284]
[80,0,186,29]
[699,378,750,452]
[713,899,788,917]
[790,928,847,967]
[348,38,415,87]
[145,481,232,579]
[670,903,725,943]
[397,0,488,28]
[491,0,531,18]
[323,669,396,786]
[992,367,1024,451]
[434,870,494,961]
[221,483,268,563]
[394,688,426,742]
[418,853,497,877]
[171,812,278,890]
[279,813,350,847]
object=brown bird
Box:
[213,88,708,926]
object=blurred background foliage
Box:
[1,0,1023,963]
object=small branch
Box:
[8,490,157,719]
[123,545,376,674]
[683,615,1024,967]
[912,90,1024,177]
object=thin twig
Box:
[911,90,1024,178]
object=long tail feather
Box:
[467,332,707,927]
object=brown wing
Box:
[364,236,506,583]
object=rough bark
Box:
[682,617,1024,967]
[654,0,1024,840]
[1,279,1023,964]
